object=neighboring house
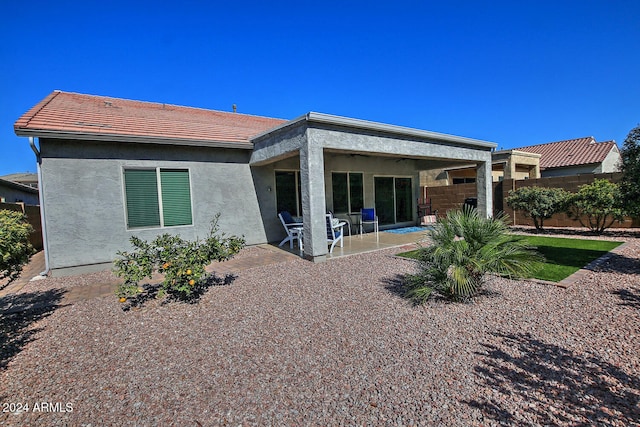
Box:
[15,91,496,276]
[0,177,40,204]
[518,136,621,178]
[0,172,39,188]
[421,149,541,186]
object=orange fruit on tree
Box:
[119,297,127,303]
[189,279,195,286]
[186,269,192,275]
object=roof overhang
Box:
[253,112,497,149]
[0,177,39,194]
[14,128,254,150]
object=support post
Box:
[476,160,493,218]
[299,132,327,262]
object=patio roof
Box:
[253,112,497,149]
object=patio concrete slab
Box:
[277,230,429,259]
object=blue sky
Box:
[1,0,638,176]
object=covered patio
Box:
[275,227,430,259]
[251,112,496,262]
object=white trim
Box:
[156,168,165,227]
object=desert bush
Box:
[114,214,244,302]
[506,186,570,230]
[0,209,35,283]
[405,206,542,303]
[566,179,625,234]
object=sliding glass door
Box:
[374,176,413,225]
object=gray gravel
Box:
[1,231,639,426]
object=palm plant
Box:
[406,206,542,303]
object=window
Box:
[123,168,192,229]
[452,177,476,184]
[331,172,363,213]
[275,171,302,216]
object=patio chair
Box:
[278,211,303,249]
[359,208,379,236]
[420,214,437,226]
[328,211,351,236]
[326,213,345,253]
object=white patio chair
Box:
[359,208,379,236]
[278,211,303,249]
[326,213,345,253]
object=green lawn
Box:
[397,236,623,283]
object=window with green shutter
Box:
[123,168,192,229]
[160,169,192,226]
[124,169,161,228]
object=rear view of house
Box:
[15,91,496,276]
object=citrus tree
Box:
[405,206,542,303]
[506,186,569,230]
[0,209,35,283]
[114,214,244,302]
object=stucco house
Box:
[421,149,541,186]
[518,136,621,178]
[0,172,39,189]
[0,177,40,204]
[15,91,496,276]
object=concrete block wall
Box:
[428,181,503,217]
[428,183,476,215]
[428,172,639,228]
[502,172,639,228]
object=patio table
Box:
[347,212,361,235]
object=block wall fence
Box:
[425,172,640,228]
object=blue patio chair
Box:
[359,208,379,236]
[278,211,303,249]
[326,213,345,253]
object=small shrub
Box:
[506,186,570,230]
[0,209,35,283]
[114,214,244,302]
[405,206,542,303]
[566,179,626,234]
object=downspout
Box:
[29,137,50,276]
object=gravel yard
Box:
[1,230,639,426]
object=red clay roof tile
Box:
[14,91,287,145]
[519,136,617,169]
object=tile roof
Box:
[518,136,617,169]
[0,172,38,183]
[14,91,287,146]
